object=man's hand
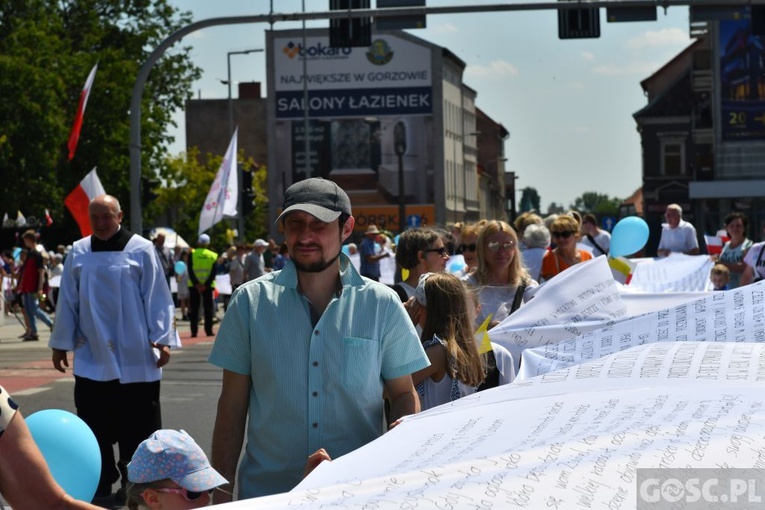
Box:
[153,344,171,368]
[52,349,69,373]
[195,283,206,292]
[303,448,331,478]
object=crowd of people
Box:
[4,185,765,507]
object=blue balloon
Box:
[26,409,101,502]
[447,255,466,274]
[174,260,187,275]
[609,216,649,258]
[342,244,350,255]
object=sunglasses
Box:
[487,241,516,252]
[153,487,213,501]
[552,231,575,239]
[459,243,477,253]
[423,247,449,256]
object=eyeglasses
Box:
[552,231,575,239]
[153,487,213,501]
[487,241,516,252]
[423,247,449,256]
[459,243,477,253]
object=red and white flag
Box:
[65,168,106,237]
[704,234,729,256]
[44,209,53,227]
[67,63,98,162]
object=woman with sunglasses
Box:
[539,215,593,282]
[456,222,486,277]
[464,220,536,327]
[393,228,449,301]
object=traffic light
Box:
[376,0,426,30]
[141,176,160,204]
[558,7,600,39]
[241,170,255,216]
[330,0,372,48]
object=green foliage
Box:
[153,148,268,247]
[570,192,622,218]
[0,0,200,240]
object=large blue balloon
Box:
[174,260,187,276]
[609,216,649,258]
[26,409,101,502]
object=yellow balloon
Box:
[401,268,409,281]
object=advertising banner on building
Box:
[269,30,436,232]
[719,17,765,140]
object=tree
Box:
[0,0,201,240]
[519,187,541,213]
[570,192,621,218]
[154,148,268,247]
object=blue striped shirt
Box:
[208,254,429,498]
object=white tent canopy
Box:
[148,227,189,250]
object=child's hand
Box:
[403,296,423,326]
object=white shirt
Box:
[744,242,765,280]
[463,274,539,325]
[491,342,516,385]
[49,235,179,383]
[581,230,611,257]
[658,219,699,254]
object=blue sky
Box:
[167,0,692,211]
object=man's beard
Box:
[292,249,341,273]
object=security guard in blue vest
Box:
[188,234,218,337]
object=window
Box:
[661,140,685,176]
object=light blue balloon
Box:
[447,255,466,274]
[342,244,350,255]
[174,260,187,275]
[609,216,649,258]
[26,409,101,502]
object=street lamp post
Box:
[225,48,263,242]
[393,121,408,234]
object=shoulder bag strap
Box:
[755,244,765,278]
[586,234,608,256]
[509,283,528,315]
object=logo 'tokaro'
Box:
[282,41,352,60]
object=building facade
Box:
[637,13,765,255]
[265,28,508,236]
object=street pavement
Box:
[0,307,218,393]
[0,306,225,510]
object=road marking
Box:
[13,387,51,396]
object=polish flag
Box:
[65,168,106,237]
[704,234,728,256]
[45,209,53,227]
[67,63,98,162]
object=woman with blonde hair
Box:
[410,273,485,410]
[539,214,593,282]
[464,220,537,326]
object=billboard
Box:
[270,31,436,232]
[719,17,765,140]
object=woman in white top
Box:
[410,273,485,411]
[717,212,752,289]
[463,220,537,327]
